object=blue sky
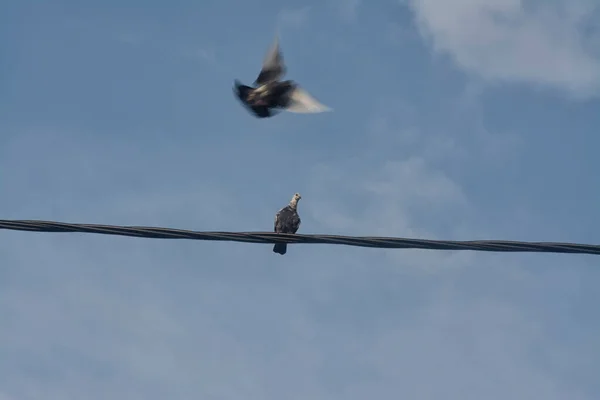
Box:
[1,0,599,399]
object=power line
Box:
[0,219,598,255]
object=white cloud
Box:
[405,0,600,98]
[307,152,478,272]
[307,156,466,234]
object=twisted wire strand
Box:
[0,219,598,255]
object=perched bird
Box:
[273,192,302,255]
[233,35,331,118]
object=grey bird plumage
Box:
[234,35,331,118]
[273,192,302,255]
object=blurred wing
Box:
[285,86,332,114]
[255,35,286,85]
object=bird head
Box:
[290,192,302,207]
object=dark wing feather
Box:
[275,206,301,234]
[234,80,252,99]
[267,81,296,109]
[255,35,286,86]
[233,80,273,118]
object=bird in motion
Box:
[273,192,302,255]
[233,35,331,118]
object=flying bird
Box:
[233,35,331,118]
[273,192,302,255]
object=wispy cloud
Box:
[404,0,600,98]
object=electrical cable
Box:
[0,219,598,255]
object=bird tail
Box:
[273,243,287,255]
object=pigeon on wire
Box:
[273,192,302,255]
[233,35,331,118]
